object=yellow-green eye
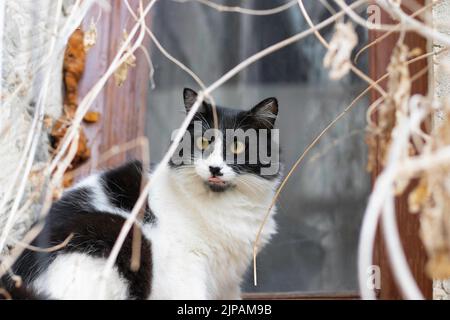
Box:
[231,141,245,154]
[196,137,210,150]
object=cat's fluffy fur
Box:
[0,88,281,300]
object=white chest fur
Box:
[32,163,278,300]
[146,164,277,300]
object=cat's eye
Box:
[196,137,210,150]
[230,141,245,154]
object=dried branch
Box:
[0,222,45,279]
[0,0,66,254]
[375,0,450,46]
[353,1,437,63]
[298,0,387,95]
[0,288,12,300]
[0,0,100,255]
[173,0,298,16]
[0,0,5,99]
[10,233,74,253]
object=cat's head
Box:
[169,88,281,194]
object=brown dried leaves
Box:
[49,28,100,190]
[367,43,450,278]
[409,102,450,279]
[63,29,86,113]
[323,22,358,80]
[114,31,136,87]
[51,117,91,169]
[366,44,412,175]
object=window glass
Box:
[146,0,370,293]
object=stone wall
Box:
[432,0,450,300]
[0,0,73,250]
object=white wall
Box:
[432,0,450,300]
[0,0,73,251]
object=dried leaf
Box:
[114,31,136,87]
[51,27,93,176]
[408,178,428,213]
[83,111,101,123]
[63,170,75,189]
[323,22,358,80]
[64,29,86,109]
[43,115,54,129]
[408,101,450,279]
[426,252,450,279]
[394,176,409,196]
[366,44,412,173]
[84,20,97,52]
[50,116,90,167]
[387,44,410,116]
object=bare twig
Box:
[173,0,298,16]
[11,233,74,253]
[0,0,99,254]
[298,0,387,96]
[139,45,156,89]
[0,0,66,254]
[0,222,45,279]
[375,0,450,46]
[0,288,12,300]
[0,0,5,100]
[353,1,437,63]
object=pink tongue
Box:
[208,177,225,184]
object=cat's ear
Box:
[183,88,207,113]
[248,97,278,128]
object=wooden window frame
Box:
[78,0,432,300]
[369,0,432,300]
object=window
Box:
[146,0,369,296]
[79,0,432,299]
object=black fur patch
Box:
[101,160,156,224]
[1,162,155,300]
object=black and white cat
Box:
[1,88,281,300]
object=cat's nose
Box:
[209,166,223,177]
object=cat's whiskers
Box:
[239,179,264,194]
[239,174,274,194]
[235,180,260,197]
